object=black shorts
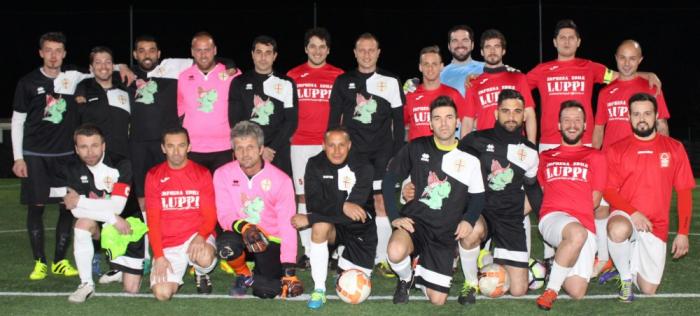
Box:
[482,211,528,268]
[332,221,377,272]
[189,149,233,175]
[129,140,165,198]
[409,221,456,294]
[216,231,283,279]
[358,146,392,193]
[20,154,74,205]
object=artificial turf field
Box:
[0,178,699,315]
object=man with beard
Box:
[383,96,485,305]
[328,33,405,277]
[404,45,465,141]
[462,29,536,143]
[535,101,607,310]
[440,25,485,97]
[603,93,694,302]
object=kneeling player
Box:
[603,93,694,301]
[290,128,377,309]
[536,102,607,310]
[145,127,218,300]
[62,124,143,303]
[214,121,302,299]
[383,96,485,305]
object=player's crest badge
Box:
[660,152,670,168]
[337,165,356,194]
[107,89,131,114]
[219,71,229,81]
[261,179,272,192]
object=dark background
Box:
[1,1,699,175]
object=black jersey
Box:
[128,67,179,142]
[304,151,375,228]
[328,69,405,155]
[385,137,484,239]
[76,76,132,160]
[458,124,542,216]
[12,67,86,154]
[64,155,132,198]
[229,71,298,153]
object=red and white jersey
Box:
[287,63,344,145]
[404,84,465,141]
[595,77,670,149]
[605,135,695,241]
[527,58,612,144]
[538,145,607,234]
[465,70,535,131]
[145,160,217,258]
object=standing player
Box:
[286,27,344,267]
[404,45,465,141]
[290,127,377,309]
[383,96,485,305]
[590,40,671,276]
[62,124,143,303]
[229,35,298,177]
[145,127,218,300]
[178,32,239,174]
[604,93,694,301]
[455,89,542,304]
[440,25,485,96]
[328,33,405,275]
[535,101,607,310]
[214,121,302,299]
[11,32,79,280]
[462,29,537,143]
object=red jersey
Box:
[465,70,535,131]
[595,77,670,149]
[287,63,344,145]
[145,160,217,258]
[538,145,607,234]
[527,58,613,144]
[404,84,465,141]
[605,135,695,241]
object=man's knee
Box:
[195,244,217,268]
[607,216,632,242]
[387,233,410,263]
[311,222,333,243]
[564,223,588,246]
[427,291,447,305]
[152,284,175,301]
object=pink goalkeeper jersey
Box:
[213,161,297,264]
[177,63,239,153]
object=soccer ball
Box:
[528,258,546,290]
[336,269,371,304]
[478,263,510,298]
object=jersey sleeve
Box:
[450,88,469,120]
[591,61,614,84]
[590,151,608,192]
[12,79,29,113]
[526,67,541,90]
[327,76,344,129]
[269,79,298,152]
[214,168,239,231]
[145,170,166,258]
[516,74,536,109]
[346,162,374,207]
[228,78,244,128]
[595,89,609,125]
[656,89,671,119]
[198,169,217,238]
[304,159,337,216]
[275,175,297,264]
[464,84,479,118]
[176,73,186,117]
[672,143,696,191]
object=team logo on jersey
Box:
[218,71,229,81]
[419,171,452,210]
[160,177,170,183]
[353,94,377,124]
[548,65,559,71]
[37,87,46,95]
[241,194,265,224]
[135,79,158,104]
[348,83,356,90]
[337,165,356,194]
[196,87,218,113]
[261,179,272,192]
[251,95,275,125]
[375,80,388,92]
[245,83,253,90]
[43,95,66,124]
[420,153,430,162]
[660,152,670,168]
[80,175,89,184]
[486,144,495,152]
[415,95,424,101]
[232,179,240,186]
[487,159,514,191]
[609,87,619,94]
[300,72,309,78]
[480,78,489,84]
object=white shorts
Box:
[539,212,597,281]
[291,145,323,194]
[538,143,592,153]
[150,233,217,286]
[609,210,666,285]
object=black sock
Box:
[53,204,74,262]
[27,204,46,263]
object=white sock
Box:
[388,256,412,282]
[524,215,532,255]
[298,203,311,256]
[544,243,555,260]
[375,216,391,264]
[142,211,151,260]
[595,219,609,261]
[459,244,480,285]
[310,240,329,292]
[608,238,632,280]
[546,260,571,293]
[74,228,94,285]
[193,260,215,276]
